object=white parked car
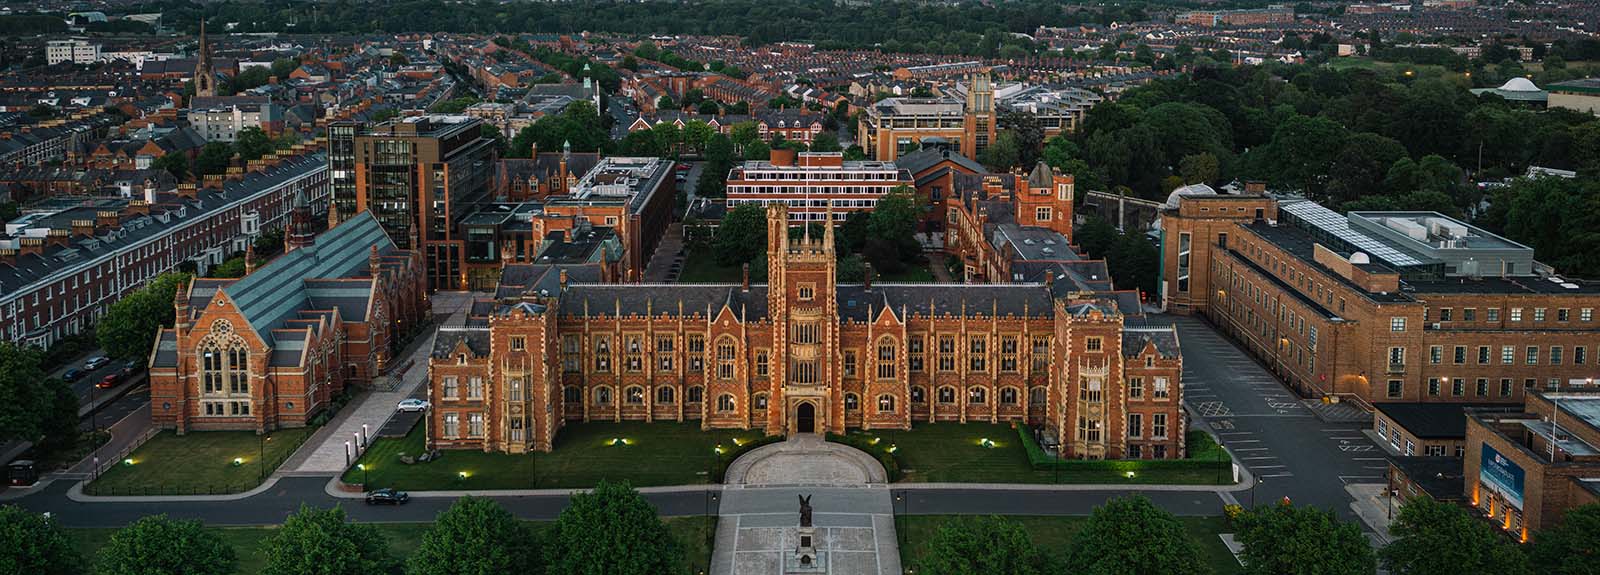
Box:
[396,399,430,413]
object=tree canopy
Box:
[1234,502,1375,575]
[1528,503,1600,575]
[95,515,237,575]
[1065,495,1209,575]
[98,272,190,362]
[1381,497,1528,575]
[916,515,1052,575]
[546,480,685,575]
[0,344,75,445]
[408,497,542,575]
[260,506,396,575]
[0,505,77,575]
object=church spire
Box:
[193,19,217,98]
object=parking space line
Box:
[1231,447,1269,452]
[1259,473,1295,478]
[1241,456,1278,461]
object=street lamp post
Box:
[1252,476,1265,508]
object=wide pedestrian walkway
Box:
[284,292,478,475]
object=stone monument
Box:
[785,494,827,573]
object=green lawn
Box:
[66,517,712,574]
[85,427,316,496]
[878,264,935,283]
[678,249,744,283]
[344,420,770,490]
[845,423,1229,484]
[898,515,1240,574]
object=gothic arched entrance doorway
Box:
[796,402,816,434]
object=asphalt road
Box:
[1159,315,1385,518]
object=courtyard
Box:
[343,420,771,490]
[84,427,316,496]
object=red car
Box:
[96,373,120,389]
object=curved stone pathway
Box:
[725,434,888,486]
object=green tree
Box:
[810,132,843,153]
[713,203,767,267]
[429,96,479,114]
[729,121,761,152]
[195,142,234,178]
[1528,503,1600,575]
[509,100,610,156]
[208,256,247,279]
[408,497,541,575]
[681,120,715,153]
[235,127,275,162]
[917,516,1050,575]
[656,94,677,111]
[1235,503,1376,575]
[978,131,1022,171]
[743,140,771,162]
[1245,115,1349,200]
[1327,132,1409,208]
[0,505,77,575]
[704,134,736,167]
[150,152,190,181]
[261,506,395,575]
[1066,495,1209,575]
[696,100,720,114]
[95,515,236,575]
[97,272,191,362]
[1179,153,1220,185]
[547,480,685,575]
[1380,497,1528,575]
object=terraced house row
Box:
[428,205,1186,460]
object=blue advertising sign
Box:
[1480,444,1525,510]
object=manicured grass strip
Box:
[66,517,712,575]
[85,427,316,496]
[896,515,1241,574]
[846,422,1230,484]
[345,420,770,490]
[678,250,744,283]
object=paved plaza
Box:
[715,437,900,575]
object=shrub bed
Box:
[1015,423,1232,476]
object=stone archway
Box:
[796,401,816,434]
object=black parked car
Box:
[365,488,409,505]
[62,369,83,382]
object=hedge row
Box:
[826,432,901,482]
[1014,423,1232,473]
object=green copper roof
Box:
[222,211,395,344]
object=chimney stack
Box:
[742,263,750,292]
[559,269,569,291]
[46,228,71,248]
[126,200,151,217]
[0,248,16,266]
[96,210,120,231]
[19,237,45,257]
[72,219,96,238]
[863,262,872,291]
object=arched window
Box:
[594,386,612,405]
[625,386,644,404]
[844,393,859,411]
[877,394,895,413]
[593,336,611,373]
[717,394,736,412]
[1029,386,1047,407]
[688,386,704,403]
[937,386,956,404]
[876,337,897,379]
[197,323,250,416]
[754,393,769,410]
[910,386,926,404]
[968,387,987,404]
[657,386,675,404]
[563,385,581,403]
[716,337,738,380]
[1000,387,1019,405]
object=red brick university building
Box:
[428,205,1185,460]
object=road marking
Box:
[1259,473,1295,478]
[1241,456,1278,461]
[1228,439,1262,443]
[1364,466,1390,470]
[1339,475,1383,483]
[1218,431,1256,435]
[1251,465,1288,469]
[1353,457,1389,461]
[1326,436,1366,440]
[1231,447,1269,452]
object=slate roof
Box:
[837,284,1054,321]
[1389,456,1466,501]
[432,327,491,359]
[558,284,770,320]
[1376,403,1513,439]
[1122,326,1179,358]
[895,145,985,179]
[220,210,393,345]
[494,263,603,299]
